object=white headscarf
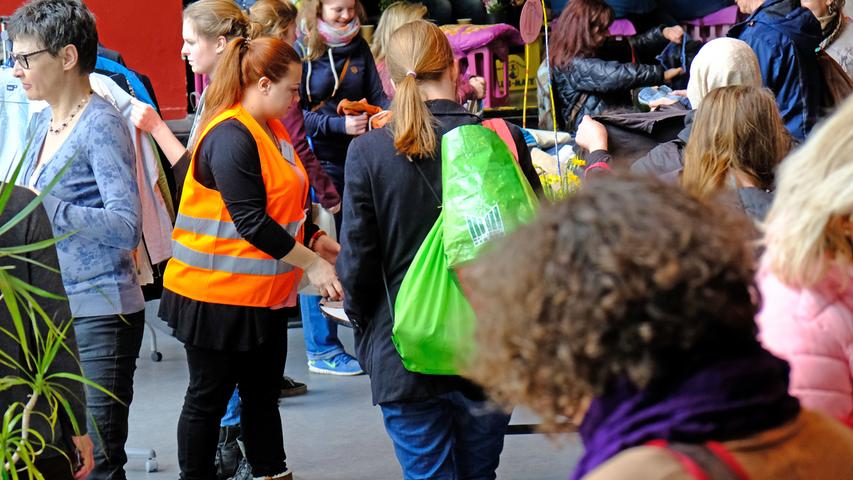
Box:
[687,38,763,108]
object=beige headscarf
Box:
[687,38,763,108]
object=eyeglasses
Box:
[12,48,51,70]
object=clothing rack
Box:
[1,16,11,66]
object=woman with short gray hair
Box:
[9,1,145,479]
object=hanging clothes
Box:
[90,73,174,283]
[0,67,29,181]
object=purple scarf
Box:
[572,346,800,479]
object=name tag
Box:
[280,140,296,165]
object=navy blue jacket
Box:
[729,0,823,141]
[550,0,655,18]
[659,0,734,20]
[294,36,389,166]
[605,0,658,18]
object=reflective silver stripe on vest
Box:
[175,213,304,239]
[171,242,294,276]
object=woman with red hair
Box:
[159,36,342,480]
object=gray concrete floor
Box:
[124,302,582,479]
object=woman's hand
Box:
[468,76,487,100]
[575,115,609,152]
[130,99,166,134]
[313,235,340,265]
[72,434,95,479]
[345,113,368,136]
[662,25,685,44]
[663,67,684,81]
[304,256,344,301]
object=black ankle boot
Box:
[215,425,243,480]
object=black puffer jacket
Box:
[552,28,668,132]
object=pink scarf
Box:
[318,18,361,47]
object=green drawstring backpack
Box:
[388,119,538,375]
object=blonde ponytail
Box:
[249,0,298,40]
[392,73,436,158]
[184,0,251,41]
[386,20,455,159]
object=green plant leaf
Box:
[45,373,122,404]
[0,143,31,218]
[0,156,73,238]
[2,254,60,275]
[0,233,69,256]
[0,274,28,366]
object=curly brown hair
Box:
[461,174,759,432]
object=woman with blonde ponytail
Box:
[129,0,251,189]
[159,36,342,480]
[338,20,541,478]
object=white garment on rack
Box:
[91,73,173,283]
[0,67,29,182]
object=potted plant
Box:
[484,0,510,23]
[0,155,112,479]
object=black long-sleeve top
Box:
[160,120,318,351]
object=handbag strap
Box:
[381,263,395,324]
[411,159,441,209]
[310,56,352,113]
[381,157,441,322]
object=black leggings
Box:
[177,322,288,479]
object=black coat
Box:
[0,186,86,459]
[630,109,694,175]
[338,100,542,405]
[551,27,667,132]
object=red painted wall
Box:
[1,0,187,120]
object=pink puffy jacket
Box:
[756,262,853,422]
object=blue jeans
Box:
[380,391,511,480]
[300,294,345,361]
[74,311,145,480]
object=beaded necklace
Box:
[49,90,94,135]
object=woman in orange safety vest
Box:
[158,36,342,480]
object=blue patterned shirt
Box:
[21,95,144,317]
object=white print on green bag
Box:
[466,205,505,246]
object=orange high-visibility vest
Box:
[163,104,308,307]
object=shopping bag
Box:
[392,211,477,375]
[391,122,538,375]
[442,124,538,267]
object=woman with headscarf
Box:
[803,0,853,74]
[575,37,763,177]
